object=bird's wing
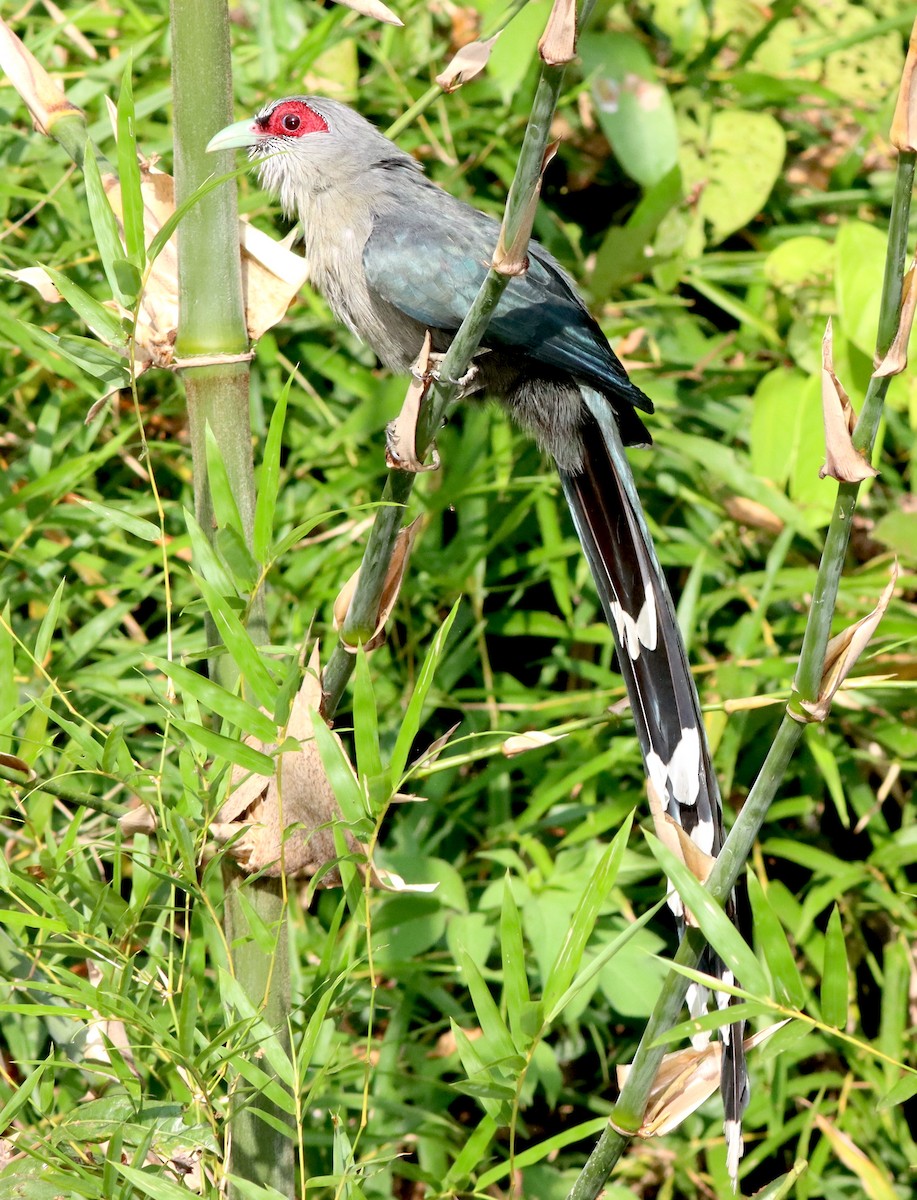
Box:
[363,196,652,415]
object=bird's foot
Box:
[429,357,479,397]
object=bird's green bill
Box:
[206,119,260,153]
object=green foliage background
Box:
[1,1,916,1197]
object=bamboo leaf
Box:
[116,62,145,268]
[390,599,461,782]
[820,905,849,1029]
[500,877,529,1046]
[254,377,291,564]
[542,812,633,1015]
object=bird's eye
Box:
[281,113,301,132]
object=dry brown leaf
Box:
[891,16,917,152]
[0,752,34,780]
[330,0,403,24]
[616,1021,788,1138]
[333,515,424,651]
[646,778,715,928]
[812,1114,898,1200]
[501,729,564,757]
[723,495,785,534]
[538,0,577,65]
[118,804,158,836]
[385,331,440,473]
[100,164,309,373]
[430,1026,483,1058]
[799,564,898,722]
[6,266,62,303]
[41,0,98,60]
[493,142,559,276]
[410,722,461,771]
[372,865,438,893]
[0,17,83,135]
[436,35,499,92]
[874,256,917,378]
[81,962,139,1074]
[213,647,363,882]
[819,320,878,483]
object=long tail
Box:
[559,389,749,1180]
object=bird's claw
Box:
[385,419,440,473]
[411,352,479,397]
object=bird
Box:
[207,96,749,1175]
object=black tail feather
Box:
[559,394,748,1178]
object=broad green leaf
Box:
[217,967,296,1088]
[835,221,886,358]
[550,900,666,1023]
[459,949,517,1064]
[765,235,834,291]
[750,367,809,489]
[581,32,679,189]
[76,499,162,543]
[23,324,130,393]
[33,578,65,669]
[653,999,776,1047]
[475,1116,614,1189]
[216,526,260,592]
[41,265,126,347]
[592,166,682,297]
[679,108,785,245]
[310,710,369,826]
[0,1055,48,1128]
[879,1074,917,1110]
[442,1115,498,1191]
[873,509,917,565]
[184,508,237,596]
[486,0,550,104]
[205,423,245,536]
[806,730,849,827]
[117,1161,207,1200]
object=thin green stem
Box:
[790,149,914,711]
[565,716,803,1200]
[567,138,915,1200]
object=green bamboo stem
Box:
[566,129,916,1200]
[566,718,803,1200]
[321,55,569,718]
[170,1,292,1195]
[48,113,89,168]
[790,150,915,710]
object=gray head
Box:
[207,96,420,218]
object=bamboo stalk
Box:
[170,1,293,1195]
[565,103,916,1200]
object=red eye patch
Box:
[257,100,329,139]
